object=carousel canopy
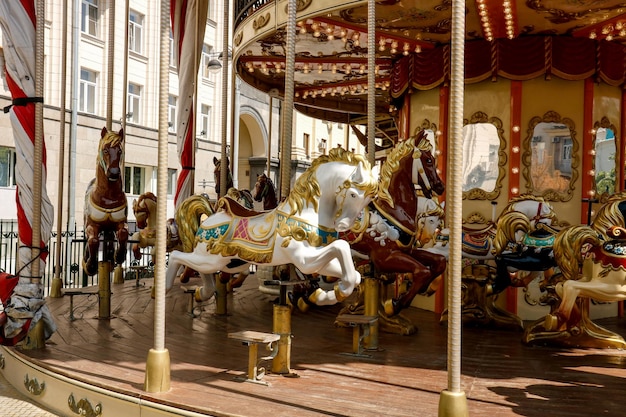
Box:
[233,0,626,148]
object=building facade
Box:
[0,0,365,229]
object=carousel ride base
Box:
[1,277,626,417]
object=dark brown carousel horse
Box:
[210,156,254,290]
[83,127,129,276]
[213,156,254,209]
[347,132,446,316]
[253,172,278,210]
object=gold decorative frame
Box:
[462,111,507,200]
[522,111,579,202]
[591,116,618,203]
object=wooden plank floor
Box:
[15,274,626,417]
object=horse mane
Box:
[500,194,556,220]
[287,147,377,215]
[377,131,430,208]
[99,129,124,153]
[138,192,157,205]
[591,192,626,237]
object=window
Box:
[201,44,214,79]
[128,10,144,54]
[200,104,211,137]
[81,0,99,37]
[124,166,145,195]
[303,133,310,158]
[127,83,142,124]
[79,68,97,114]
[0,147,16,188]
[168,95,177,132]
[167,169,177,196]
[169,30,176,67]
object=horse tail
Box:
[553,225,600,280]
[493,211,530,255]
[175,195,214,252]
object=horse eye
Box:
[351,192,357,199]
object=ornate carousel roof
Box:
[233,0,626,149]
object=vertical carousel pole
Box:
[50,0,70,298]
[272,0,297,375]
[363,0,378,350]
[144,0,171,392]
[23,0,48,348]
[215,0,231,316]
[106,2,124,285]
[438,0,469,415]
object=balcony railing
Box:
[234,0,273,29]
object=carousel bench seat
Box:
[228,330,280,385]
[335,314,377,357]
[62,288,98,321]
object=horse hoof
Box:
[194,288,203,302]
[543,314,558,331]
[383,299,396,316]
[307,288,324,305]
[297,297,310,313]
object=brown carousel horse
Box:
[130,192,182,260]
[291,131,447,333]
[83,127,129,276]
[253,172,278,210]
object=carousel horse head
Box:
[287,146,378,232]
[97,127,124,182]
[415,196,445,246]
[213,156,233,196]
[133,192,157,229]
[411,132,445,199]
[253,172,278,210]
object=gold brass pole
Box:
[271,304,292,374]
[98,261,111,319]
[363,277,379,350]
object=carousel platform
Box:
[1,274,626,417]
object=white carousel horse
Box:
[545,193,626,331]
[167,147,378,305]
[428,194,557,261]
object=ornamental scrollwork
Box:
[24,374,45,395]
[68,393,102,417]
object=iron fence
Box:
[0,220,157,296]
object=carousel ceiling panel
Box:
[234,0,626,147]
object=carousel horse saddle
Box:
[217,196,264,218]
[461,224,496,257]
[522,223,559,248]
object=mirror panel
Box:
[592,117,617,202]
[462,111,507,200]
[522,111,579,202]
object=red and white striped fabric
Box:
[171,0,208,208]
[0,0,55,342]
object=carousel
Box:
[0,1,626,417]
